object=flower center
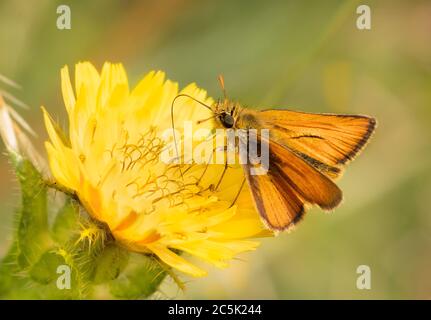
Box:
[103,127,212,215]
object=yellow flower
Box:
[43,62,271,277]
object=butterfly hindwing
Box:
[242,136,342,230]
[243,166,305,231]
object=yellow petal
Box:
[75,62,100,99]
[60,65,76,114]
[42,107,66,151]
[147,243,207,277]
[211,218,271,239]
[45,142,79,190]
[97,63,129,110]
[171,239,258,269]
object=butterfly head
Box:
[218,111,235,128]
[212,99,242,129]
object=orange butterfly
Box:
[173,76,376,231]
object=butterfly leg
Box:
[215,145,230,191]
[229,178,246,208]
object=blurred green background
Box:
[1,0,430,299]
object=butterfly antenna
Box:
[218,75,227,99]
[170,94,214,179]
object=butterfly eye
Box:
[220,113,234,128]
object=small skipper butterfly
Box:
[172,76,376,231]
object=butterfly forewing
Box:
[258,110,376,178]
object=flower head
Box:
[43,62,270,277]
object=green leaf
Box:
[0,244,69,299]
[92,244,129,284]
[51,198,79,244]
[29,250,65,284]
[10,152,52,269]
[109,254,167,299]
[0,243,21,296]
